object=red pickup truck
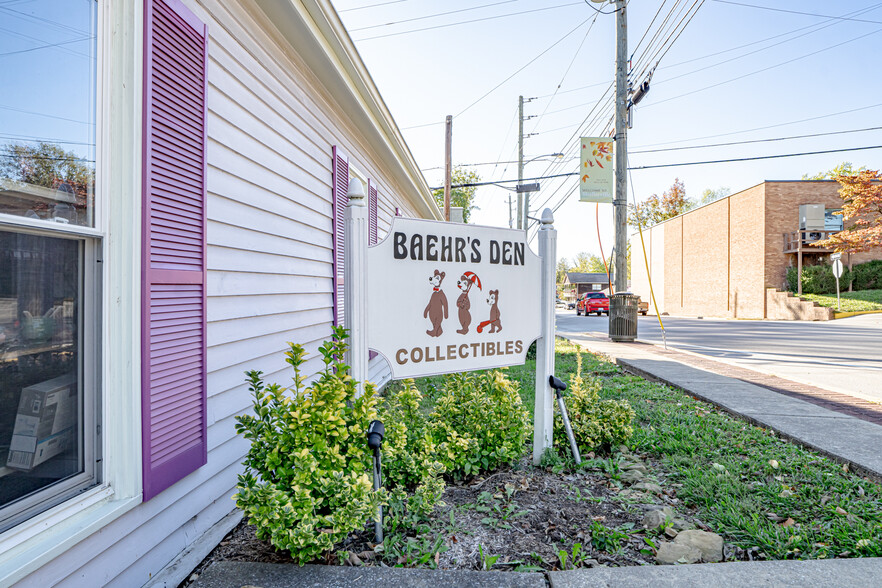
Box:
[576,293,608,316]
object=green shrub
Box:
[234,328,381,565]
[786,264,851,294]
[377,379,446,520]
[851,259,882,290]
[430,370,531,480]
[555,351,634,453]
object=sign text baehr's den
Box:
[392,231,527,266]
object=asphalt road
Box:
[556,309,882,404]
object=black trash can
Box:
[609,292,639,342]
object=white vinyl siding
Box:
[15,0,423,584]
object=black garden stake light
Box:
[367,419,385,543]
[549,376,581,465]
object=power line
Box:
[529,12,600,133]
[354,1,584,41]
[454,15,594,117]
[631,126,882,154]
[338,0,411,13]
[651,2,882,90]
[634,102,882,148]
[349,0,522,32]
[430,144,882,189]
[711,0,882,25]
[629,144,882,170]
[643,27,882,109]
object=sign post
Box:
[533,209,556,465]
[344,178,368,396]
[831,253,843,311]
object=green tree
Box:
[431,167,480,223]
[570,251,610,273]
[0,141,94,193]
[556,258,571,284]
[803,162,866,180]
[628,178,694,227]
[698,186,730,206]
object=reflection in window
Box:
[0,231,82,529]
[0,0,97,226]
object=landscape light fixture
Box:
[366,420,385,543]
[549,375,581,465]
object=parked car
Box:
[567,299,577,310]
[576,292,607,315]
[586,293,609,315]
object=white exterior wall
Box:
[14,0,431,586]
[629,225,665,315]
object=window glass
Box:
[0,230,83,531]
[0,0,97,226]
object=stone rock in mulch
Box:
[655,541,702,565]
[664,527,679,539]
[620,469,645,483]
[632,482,663,494]
[673,529,724,563]
[672,517,696,531]
[621,462,649,474]
[642,507,675,530]
[618,489,654,503]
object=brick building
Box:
[630,181,881,320]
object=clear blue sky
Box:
[334,0,882,263]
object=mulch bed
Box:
[181,450,721,586]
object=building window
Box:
[0,0,98,533]
[592,283,601,291]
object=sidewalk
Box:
[565,332,882,480]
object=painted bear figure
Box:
[455,272,480,334]
[423,269,448,337]
[486,289,501,333]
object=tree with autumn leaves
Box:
[628,178,693,227]
[814,169,882,253]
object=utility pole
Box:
[444,115,452,221]
[517,96,524,229]
[614,0,628,293]
[508,194,513,228]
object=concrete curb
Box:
[548,558,882,587]
[190,561,546,588]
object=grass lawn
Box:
[449,339,882,560]
[799,289,882,312]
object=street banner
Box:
[367,217,540,379]
[579,137,614,203]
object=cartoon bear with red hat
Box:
[424,269,448,337]
[455,271,481,334]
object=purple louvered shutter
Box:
[332,146,349,327]
[368,180,378,246]
[367,181,378,360]
[141,0,208,501]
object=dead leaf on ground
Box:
[782,518,796,527]
[835,507,848,516]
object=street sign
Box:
[366,217,541,379]
[832,259,844,278]
[516,182,540,193]
[831,252,842,261]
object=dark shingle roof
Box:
[565,272,609,284]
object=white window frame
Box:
[0,0,143,583]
